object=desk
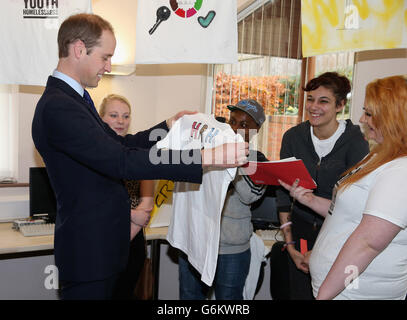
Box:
[0,223,168,254]
[0,222,166,254]
[0,223,280,300]
[145,226,168,241]
[145,226,281,300]
[0,222,165,299]
[145,226,280,250]
[0,222,56,299]
[0,222,53,255]
[145,226,168,300]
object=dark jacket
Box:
[32,76,202,282]
[276,119,369,226]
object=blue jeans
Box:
[179,249,251,300]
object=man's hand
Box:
[166,110,198,129]
[201,142,249,168]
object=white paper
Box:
[135,0,237,64]
[0,0,92,86]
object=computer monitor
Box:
[29,167,57,222]
[251,185,280,230]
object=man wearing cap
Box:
[179,99,268,300]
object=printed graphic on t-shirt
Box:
[158,113,242,286]
[190,121,219,145]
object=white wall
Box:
[351,49,407,124]
[89,64,207,135]
[0,66,206,219]
[17,86,46,182]
[0,57,206,222]
[0,0,209,299]
[10,0,208,185]
[2,0,407,299]
[12,68,206,186]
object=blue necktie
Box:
[83,89,105,128]
[83,89,96,112]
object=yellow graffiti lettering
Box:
[301,0,340,53]
[302,0,407,56]
[352,0,370,20]
[148,180,174,224]
[354,0,403,21]
[309,0,340,26]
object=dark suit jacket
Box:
[32,76,202,282]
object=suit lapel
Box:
[83,96,106,128]
[47,76,106,129]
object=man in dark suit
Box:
[31,13,248,300]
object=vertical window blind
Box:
[211,0,355,160]
[212,0,303,160]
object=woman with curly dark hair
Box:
[276,72,369,299]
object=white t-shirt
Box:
[310,157,407,300]
[311,120,346,159]
[156,113,244,286]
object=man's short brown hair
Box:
[57,13,114,58]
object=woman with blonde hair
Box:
[280,75,407,299]
[99,94,154,299]
[99,94,131,136]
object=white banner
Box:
[0,0,92,86]
[135,0,238,64]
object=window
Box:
[212,55,302,161]
[0,85,18,179]
[210,0,302,160]
[209,0,356,160]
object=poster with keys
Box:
[135,0,238,64]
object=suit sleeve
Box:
[43,97,202,183]
[104,120,170,149]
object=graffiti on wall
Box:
[301,0,407,56]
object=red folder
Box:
[242,157,317,189]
